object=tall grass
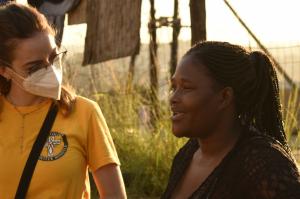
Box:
[281,87,300,154]
[91,88,186,197]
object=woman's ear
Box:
[0,66,11,80]
[217,87,234,110]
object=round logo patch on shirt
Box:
[39,132,68,161]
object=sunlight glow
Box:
[17,0,300,45]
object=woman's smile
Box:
[171,111,185,121]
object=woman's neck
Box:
[197,120,241,157]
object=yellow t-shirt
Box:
[0,96,120,199]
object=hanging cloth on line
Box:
[28,0,80,46]
[0,0,13,4]
[68,0,86,25]
[82,0,142,65]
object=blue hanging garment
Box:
[27,0,64,8]
[28,0,80,46]
[0,0,11,4]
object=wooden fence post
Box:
[149,0,159,129]
[190,0,207,45]
[170,0,180,77]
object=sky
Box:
[17,0,300,45]
[143,0,300,45]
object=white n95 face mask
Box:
[7,65,63,100]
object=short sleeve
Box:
[86,102,120,171]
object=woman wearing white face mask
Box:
[0,3,126,199]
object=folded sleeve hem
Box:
[89,157,121,172]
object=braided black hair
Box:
[184,41,287,147]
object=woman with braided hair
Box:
[162,41,300,199]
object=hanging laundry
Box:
[28,0,80,46]
[28,0,44,8]
[68,0,86,25]
[28,0,66,8]
[0,0,13,4]
[83,0,142,65]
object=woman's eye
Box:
[28,64,46,74]
[183,85,193,90]
[28,65,40,74]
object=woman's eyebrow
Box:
[171,76,193,84]
[23,47,58,67]
[180,77,193,83]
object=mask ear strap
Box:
[5,67,26,81]
[10,77,27,90]
[5,67,26,89]
[0,66,9,80]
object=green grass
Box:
[91,89,186,197]
[281,87,300,158]
[282,88,300,139]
